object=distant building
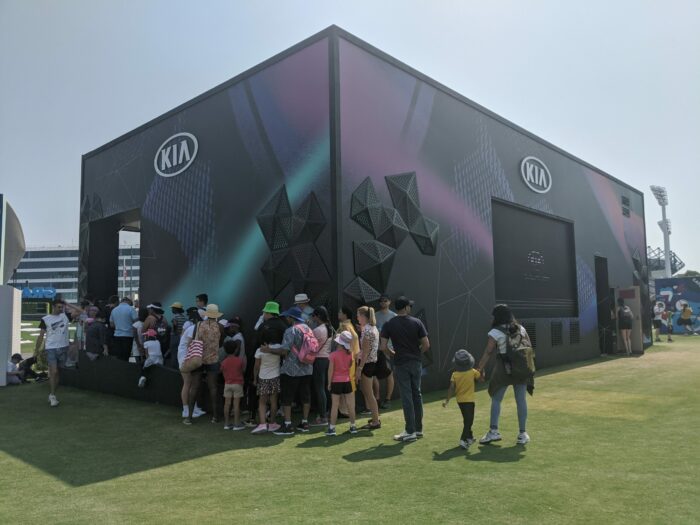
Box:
[9,246,140,303]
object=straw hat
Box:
[203,304,224,319]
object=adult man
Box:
[196,293,209,320]
[262,306,314,435]
[374,295,396,408]
[34,298,72,406]
[109,297,138,361]
[294,293,315,327]
[652,301,667,343]
[380,296,430,442]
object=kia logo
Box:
[520,156,552,194]
[154,132,198,177]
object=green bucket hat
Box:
[262,301,280,315]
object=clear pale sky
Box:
[1,1,698,270]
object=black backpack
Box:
[494,326,536,381]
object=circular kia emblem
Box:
[520,156,552,194]
[154,132,198,177]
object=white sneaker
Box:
[416,431,424,439]
[182,407,190,418]
[393,431,417,442]
[460,438,475,449]
[516,432,530,444]
[479,429,502,444]
[48,394,59,407]
[138,376,147,388]
[251,424,268,434]
[192,407,206,418]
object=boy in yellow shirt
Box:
[443,349,483,449]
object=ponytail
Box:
[357,306,376,327]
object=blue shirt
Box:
[110,303,137,337]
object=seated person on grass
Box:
[6,353,24,385]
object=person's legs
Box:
[489,385,508,430]
[48,363,59,396]
[181,372,191,415]
[300,375,312,421]
[223,393,232,427]
[258,393,269,425]
[408,361,423,433]
[206,370,218,421]
[233,395,242,425]
[345,391,356,425]
[458,402,475,441]
[372,376,380,401]
[270,393,278,423]
[394,363,415,434]
[329,393,340,426]
[360,374,380,424]
[513,384,528,433]
[280,374,294,423]
[312,358,329,420]
[385,372,395,401]
[186,370,202,423]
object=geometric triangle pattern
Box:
[351,177,384,236]
[386,172,422,228]
[343,276,382,305]
[410,215,440,256]
[376,207,409,249]
[257,185,330,302]
[353,240,395,292]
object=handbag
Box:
[180,323,203,373]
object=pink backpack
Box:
[291,324,320,364]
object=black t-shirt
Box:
[256,316,287,347]
[380,315,428,365]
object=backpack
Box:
[291,323,320,364]
[495,326,535,381]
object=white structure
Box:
[650,185,672,278]
[0,285,21,387]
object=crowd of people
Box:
[21,291,537,449]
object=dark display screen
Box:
[492,200,578,318]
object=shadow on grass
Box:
[0,383,282,487]
[342,441,408,462]
[296,431,374,448]
[465,444,526,463]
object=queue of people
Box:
[25,290,542,450]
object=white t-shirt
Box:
[144,339,162,359]
[653,305,664,321]
[7,361,18,374]
[178,323,195,366]
[488,325,529,354]
[254,345,281,380]
[131,320,144,357]
[40,313,70,349]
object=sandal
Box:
[360,421,381,430]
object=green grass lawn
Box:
[1,338,699,524]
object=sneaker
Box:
[138,376,147,388]
[479,429,502,444]
[325,427,337,437]
[244,419,257,428]
[232,423,246,431]
[460,438,476,449]
[223,424,234,430]
[251,424,268,434]
[296,421,310,433]
[192,407,206,418]
[416,431,424,439]
[210,417,219,424]
[181,407,190,418]
[310,417,328,427]
[273,424,294,436]
[268,423,281,432]
[182,418,193,426]
[379,400,390,410]
[459,440,469,449]
[48,394,59,407]
[349,425,358,434]
[393,431,417,442]
[359,409,372,416]
[516,432,530,445]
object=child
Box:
[138,329,163,388]
[442,349,483,449]
[251,340,282,434]
[221,339,246,430]
[326,331,358,436]
[6,354,24,385]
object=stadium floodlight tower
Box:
[650,185,672,277]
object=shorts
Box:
[257,376,281,396]
[223,383,244,398]
[203,362,220,374]
[361,360,379,378]
[679,318,692,326]
[330,381,352,395]
[279,374,311,406]
[45,346,68,367]
[653,319,662,329]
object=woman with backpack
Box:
[617,298,633,355]
[477,304,534,445]
[310,306,334,427]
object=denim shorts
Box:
[45,346,68,367]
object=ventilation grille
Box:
[622,195,630,217]
[621,196,630,206]
[569,320,580,345]
[521,321,536,349]
[551,321,563,347]
[622,207,631,217]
